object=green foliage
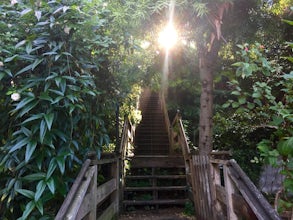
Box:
[223,39,293,212]
[0,0,133,218]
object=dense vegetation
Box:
[0,0,292,218]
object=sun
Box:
[158,23,178,50]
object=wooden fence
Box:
[55,154,119,220]
[171,112,281,220]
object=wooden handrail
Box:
[56,156,120,220]
[210,159,281,220]
[55,159,91,220]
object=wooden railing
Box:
[55,153,119,220]
[171,112,281,220]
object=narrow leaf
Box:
[35,200,44,215]
[18,100,39,117]
[15,63,34,76]
[17,201,35,220]
[32,58,44,70]
[9,137,29,153]
[46,178,55,194]
[44,113,54,130]
[25,140,37,162]
[39,120,47,144]
[15,189,34,199]
[35,180,46,201]
[22,173,46,182]
[46,159,57,179]
[22,114,43,124]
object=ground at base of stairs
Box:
[118,207,195,220]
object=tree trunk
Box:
[198,51,214,155]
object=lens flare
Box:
[158,23,177,49]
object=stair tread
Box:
[125,186,187,191]
[123,199,188,205]
[125,175,186,179]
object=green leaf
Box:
[18,100,39,117]
[35,200,44,215]
[46,178,55,194]
[25,140,37,162]
[32,58,44,70]
[238,97,246,104]
[44,113,54,131]
[22,114,43,124]
[35,180,46,201]
[56,157,65,174]
[15,40,27,48]
[39,92,53,102]
[15,189,34,199]
[0,72,5,80]
[4,55,18,62]
[15,63,34,76]
[22,173,46,182]
[9,137,29,153]
[14,97,35,111]
[222,102,230,108]
[40,120,47,144]
[232,102,240,108]
[46,159,57,179]
[17,201,35,220]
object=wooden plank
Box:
[192,155,214,220]
[97,200,119,220]
[76,165,98,220]
[130,156,185,168]
[224,164,238,220]
[55,159,91,220]
[64,166,96,220]
[125,175,186,179]
[228,160,280,220]
[124,186,186,191]
[96,178,117,205]
[123,199,189,205]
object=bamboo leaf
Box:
[17,201,35,220]
[25,140,37,162]
[22,114,43,124]
[35,180,46,201]
[22,173,46,182]
[39,119,47,144]
[46,177,55,194]
[46,159,57,179]
[15,189,34,199]
[18,100,39,117]
[15,63,34,76]
[9,137,29,153]
[35,200,44,215]
[44,113,54,130]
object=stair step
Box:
[127,156,185,168]
[125,186,187,191]
[125,175,186,179]
[123,199,188,206]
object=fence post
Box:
[210,162,224,219]
[223,164,237,220]
[111,157,120,217]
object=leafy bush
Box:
[0,1,117,218]
[224,38,293,212]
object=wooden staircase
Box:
[122,89,189,210]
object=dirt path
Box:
[118,207,195,220]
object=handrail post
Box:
[111,157,120,218]
[223,163,237,220]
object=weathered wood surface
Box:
[56,157,120,220]
[192,155,214,220]
[228,160,280,220]
[128,155,185,168]
[55,159,91,220]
